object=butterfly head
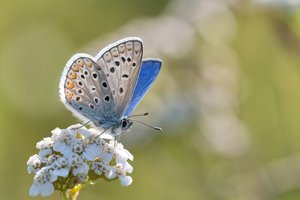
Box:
[120,118,133,131]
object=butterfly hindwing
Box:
[96,38,143,118]
[59,55,115,124]
[124,59,162,117]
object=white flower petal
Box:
[29,184,39,197]
[121,149,134,161]
[72,162,89,176]
[54,168,69,177]
[101,152,113,163]
[78,128,92,137]
[49,173,58,182]
[38,148,52,158]
[83,144,101,161]
[119,175,133,186]
[40,182,55,197]
[51,127,61,135]
[124,162,133,173]
[53,142,67,153]
[53,168,69,177]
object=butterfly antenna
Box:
[128,112,149,118]
[131,119,162,132]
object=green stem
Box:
[62,190,69,200]
[66,184,84,200]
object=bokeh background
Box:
[1,0,300,199]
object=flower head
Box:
[27,125,135,198]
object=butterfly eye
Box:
[122,120,127,128]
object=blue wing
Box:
[124,59,162,117]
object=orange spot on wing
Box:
[84,58,93,68]
[66,91,73,100]
[76,59,84,67]
[65,80,75,89]
[72,64,79,72]
[68,71,76,79]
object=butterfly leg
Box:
[71,121,92,130]
[95,128,109,138]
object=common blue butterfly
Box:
[59,37,162,136]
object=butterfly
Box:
[59,37,162,136]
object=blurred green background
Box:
[2,0,300,199]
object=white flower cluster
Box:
[27,124,133,197]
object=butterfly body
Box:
[59,37,161,136]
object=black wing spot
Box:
[132,62,136,67]
[119,87,124,94]
[84,71,88,75]
[79,107,83,111]
[80,74,85,79]
[110,67,115,73]
[91,87,96,91]
[121,57,126,63]
[78,81,83,86]
[92,73,98,79]
[76,96,81,102]
[78,89,83,94]
[122,74,129,78]
[89,104,95,109]
[104,96,110,102]
[94,97,99,104]
[106,73,109,77]
[127,57,131,62]
[115,61,120,66]
[101,81,108,88]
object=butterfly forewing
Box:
[96,39,143,118]
[61,56,115,124]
